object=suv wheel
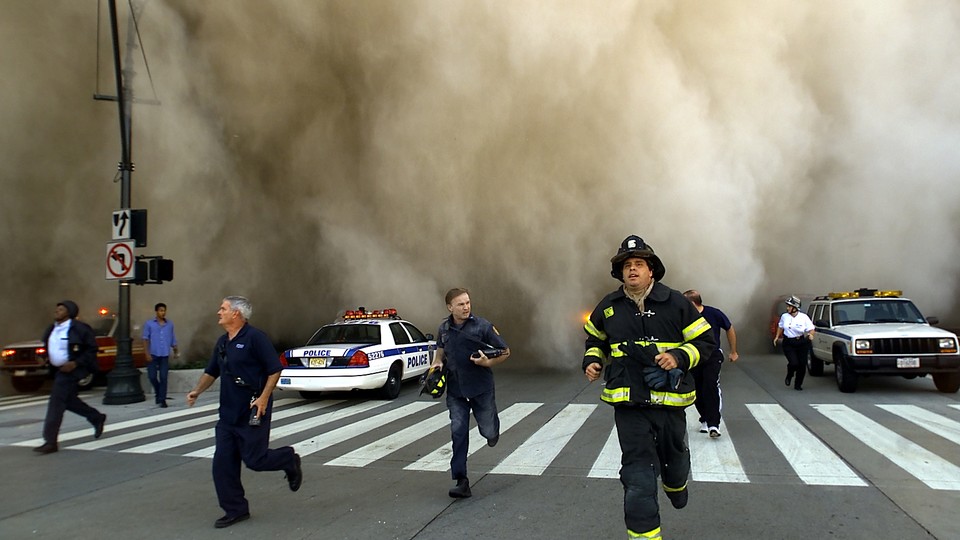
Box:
[834,350,859,393]
[77,373,97,391]
[11,377,45,393]
[808,349,824,377]
[932,372,960,393]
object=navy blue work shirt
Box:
[203,323,282,425]
[436,314,508,399]
[701,305,731,356]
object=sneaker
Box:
[449,478,472,498]
[709,427,721,438]
[665,488,688,509]
[699,422,708,433]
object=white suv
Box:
[806,289,960,393]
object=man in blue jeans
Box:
[430,288,510,498]
[143,302,179,408]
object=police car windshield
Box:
[833,300,926,325]
[306,324,381,346]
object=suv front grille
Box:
[868,338,941,355]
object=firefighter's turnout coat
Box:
[583,282,716,407]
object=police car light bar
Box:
[827,289,902,299]
[341,307,400,320]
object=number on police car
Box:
[896,357,919,368]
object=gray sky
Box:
[2,0,958,365]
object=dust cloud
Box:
[1,1,959,368]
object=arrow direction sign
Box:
[106,241,135,280]
[112,210,131,240]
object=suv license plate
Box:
[896,357,920,368]
[14,370,27,376]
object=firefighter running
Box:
[582,235,715,540]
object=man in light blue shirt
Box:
[142,302,179,408]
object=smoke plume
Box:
[2,0,959,368]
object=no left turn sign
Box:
[106,241,135,280]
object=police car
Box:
[806,289,960,393]
[277,308,436,400]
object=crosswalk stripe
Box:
[290,401,439,458]
[404,402,543,472]
[6,395,960,491]
[876,405,960,446]
[490,403,596,476]
[686,408,750,483]
[13,402,222,447]
[814,404,960,490]
[0,393,96,412]
[587,426,621,479]
[327,411,450,468]
[747,404,865,486]
[123,400,342,455]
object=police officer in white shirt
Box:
[35,300,107,454]
[773,295,815,391]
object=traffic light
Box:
[129,256,173,284]
[152,258,173,281]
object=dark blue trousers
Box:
[212,414,297,517]
[446,388,499,480]
[147,355,169,403]
[43,371,102,444]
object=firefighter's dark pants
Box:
[782,337,809,389]
[691,351,723,428]
[43,371,103,444]
[615,406,689,535]
[213,414,297,518]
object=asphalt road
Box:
[1,353,958,539]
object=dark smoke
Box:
[2,1,959,368]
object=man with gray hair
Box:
[187,296,302,528]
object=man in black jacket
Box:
[35,300,107,454]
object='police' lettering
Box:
[407,352,429,368]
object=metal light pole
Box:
[102,0,145,404]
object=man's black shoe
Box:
[449,478,472,498]
[160,400,168,408]
[666,488,688,509]
[784,374,792,387]
[34,442,58,454]
[487,434,499,447]
[214,513,250,528]
[94,414,106,439]
[286,453,303,492]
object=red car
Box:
[1,308,148,393]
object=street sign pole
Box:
[102,0,144,405]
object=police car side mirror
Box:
[814,319,829,328]
[425,333,435,341]
[926,316,940,326]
